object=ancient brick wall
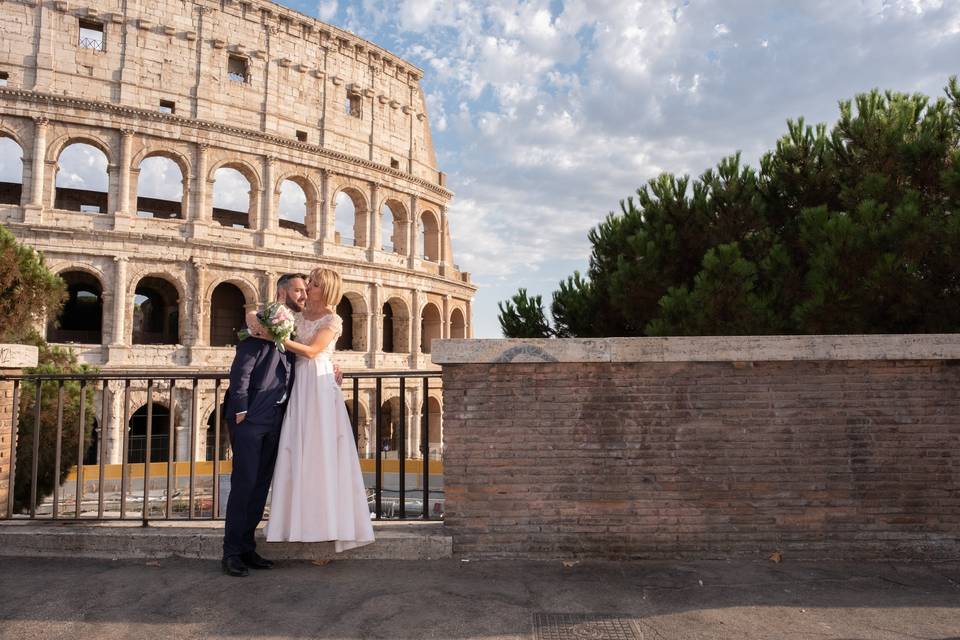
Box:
[436,337,960,560]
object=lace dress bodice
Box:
[294,312,342,357]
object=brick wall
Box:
[437,337,960,560]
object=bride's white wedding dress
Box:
[265,312,375,552]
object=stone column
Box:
[190,258,207,348]
[318,169,333,253]
[112,130,134,229]
[23,117,49,223]
[370,283,382,362]
[111,257,128,346]
[442,294,451,339]
[439,206,449,275]
[407,194,419,268]
[260,270,277,304]
[466,299,473,338]
[190,144,210,238]
[0,344,39,518]
[257,156,276,248]
[410,289,422,365]
[368,182,381,259]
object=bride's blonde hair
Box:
[308,267,342,307]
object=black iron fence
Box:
[1,370,442,524]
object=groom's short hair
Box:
[276,273,307,291]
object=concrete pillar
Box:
[111,257,128,346]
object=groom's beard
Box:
[283,299,305,313]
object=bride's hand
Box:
[246,310,268,339]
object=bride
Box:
[259,266,375,552]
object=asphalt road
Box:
[1,556,958,639]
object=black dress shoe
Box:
[222,556,249,577]
[240,551,274,570]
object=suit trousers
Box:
[222,404,284,559]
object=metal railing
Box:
[1,370,442,524]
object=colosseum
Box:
[0,0,474,479]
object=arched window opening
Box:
[47,270,103,344]
[420,211,440,261]
[136,155,183,219]
[420,303,441,354]
[128,403,171,464]
[381,200,407,254]
[278,179,308,236]
[212,167,251,228]
[336,297,355,351]
[205,405,231,462]
[382,303,394,352]
[132,277,180,345]
[82,419,100,465]
[210,282,246,347]
[379,398,401,457]
[427,397,442,460]
[55,142,108,213]
[334,191,361,246]
[450,308,466,339]
[0,137,23,205]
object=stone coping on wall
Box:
[0,344,38,369]
[431,334,960,364]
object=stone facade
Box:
[0,345,39,518]
[435,336,960,560]
[0,0,473,465]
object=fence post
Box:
[0,344,39,518]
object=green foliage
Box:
[0,223,93,513]
[0,224,65,342]
[498,288,553,338]
[499,78,960,337]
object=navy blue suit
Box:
[222,335,295,560]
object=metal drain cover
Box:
[532,613,643,640]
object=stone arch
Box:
[53,139,110,213]
[382,295,411,353]
[46,132,113,165]
[209,158,261,229]
[331,185,368,247]
[450,306,466,339]
[381,197,409,254]
[127,400,176,464]
[419,209,440,261]
[343,395,370,454]
[378,395,403,456]
[336,289,368,352]
[47,267,105,345]
[204,399,231,462]
[275,172,317,236]
[135,149,189,219]
[131,272,184,345]
[420,301,442,354]
[208,281,249,347]
[424,394,442,459]
[0,130,24,206]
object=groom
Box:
[221,273,306,577]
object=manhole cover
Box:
[532,613,643,640]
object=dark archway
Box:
[209,282,246,347]
[420,303,441,354]
[132,277,180,345]
[205,404,231,461]
[382,303,394,352]
[336,297,354,351]
[47,271,103,344]
[128,403,171,464]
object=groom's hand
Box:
[334,364,343,386]
[236,412,246,424]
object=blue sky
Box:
[3,1,958,338]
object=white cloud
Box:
[316,0,337,21]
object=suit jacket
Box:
[225,337,295,426]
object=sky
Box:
[2,0,958,338]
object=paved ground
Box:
[0,556,958,639]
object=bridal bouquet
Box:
[237,302,296,352]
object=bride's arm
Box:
[283,327,337,359]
